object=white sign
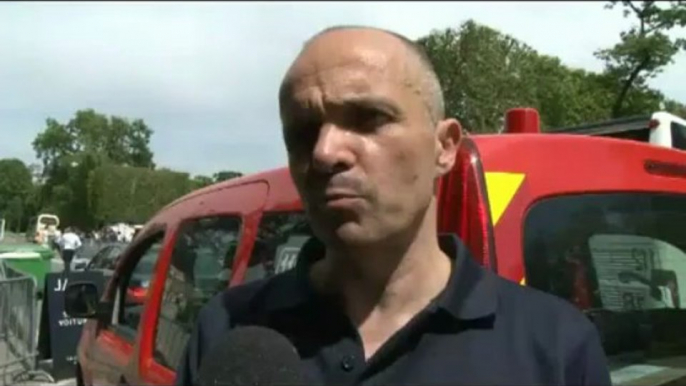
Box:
[54,277,68,292]
[589,234,686,311]
[274,235,310,274]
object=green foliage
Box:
[596,1,686,117]
[27,109,245,229]
[417,17,684,132]
[0,158,33,231]
[213,171,243,183]
[191,175,215,190]
[0,158,32,203]
[419,21,602,131]
[31,109,156,228]
[418,21,537,133]
[664,99,686,117]
[33,109,155,172]
[89,165,193,225]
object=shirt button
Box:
[340,355,355,372]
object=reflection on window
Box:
[118,237,164,333]
[523,193,686,362]
[154,216,241,370]
[243,212,312,284]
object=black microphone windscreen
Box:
[196,325,308,386]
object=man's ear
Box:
[435,118,462,177]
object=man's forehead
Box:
[286,29,414,84]
[282,31,421,104]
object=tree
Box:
[664,99,686,117]
[89,165,192,225]
[31,109,156,228]
[596,1,686,117]
[33,109,154,174]
[213,171,243,183]
[0,158,33,203]
[191,175,214,190]
[4,197,24,232]
[0,159,33,231]
[418,21,540,133]
[418,20,620,131]
[417,19,685,132]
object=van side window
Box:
[244,212,312,284]
[153,216,241,370]
[112,233,165,340]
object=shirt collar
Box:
[260,233,498,321]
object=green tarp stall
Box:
[0,244,55,294]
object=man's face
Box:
[279,29,459,247]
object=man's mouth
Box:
[325,192,360,200]
[321,191,364,207]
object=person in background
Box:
[58,226,82,273]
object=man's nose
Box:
[311,123,355,174]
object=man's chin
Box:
[323,222,382,247]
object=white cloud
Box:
[0,1,684,175]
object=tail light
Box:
[437,137,497,270]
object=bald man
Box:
[175,26,611,386]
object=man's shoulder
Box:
[195,270,299,333]
[491,273,596,337]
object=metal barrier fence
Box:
[0,262,53,385]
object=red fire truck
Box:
[66,108,686,386]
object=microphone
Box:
[196,325,310,386]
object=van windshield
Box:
[38,216,58,227]
[523,193,686,376]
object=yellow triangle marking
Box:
[519,277,526,286]
[484,172,525,226]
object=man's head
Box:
[279,26,462,248]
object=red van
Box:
[66,109,686,386]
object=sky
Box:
[1,1,685,177]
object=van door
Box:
[85,230,167,386]
[139,181,269,385]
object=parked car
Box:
[71,242,106,272]
[83,242,154,304]
[66,108,686,386]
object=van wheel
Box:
[76,362,85,386]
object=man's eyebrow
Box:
[331,96,403,116]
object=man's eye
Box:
[285,121,320,151]
[351,108,391,131]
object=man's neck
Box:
[311,202,452,326]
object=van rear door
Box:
[503,138,686,386]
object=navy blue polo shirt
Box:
[175,234,611,385]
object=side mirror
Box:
[65,282,101,319]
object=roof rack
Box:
[549,115,655,136]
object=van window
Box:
[523,193,686,363]
[243,212,312,284]
[112,233,165,339]
[153,216,241,370]
[671,122,686,150]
